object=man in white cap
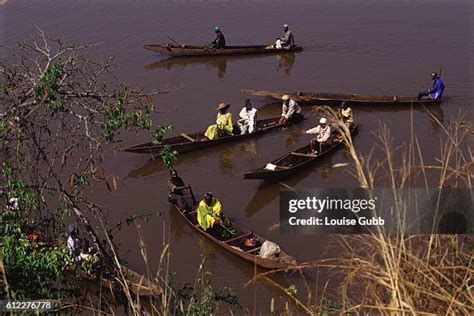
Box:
[279,95,303,125]
[238,99,258,134]
[303,117,332,154]
[274,24,295,50]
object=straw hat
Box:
[215,102,230,110]
[282,95,290,101]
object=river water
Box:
[2,0,473,312]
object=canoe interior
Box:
[241,89,441,106]
[244,125,359,180]
[171,197,297,269]
[122,116,301,154]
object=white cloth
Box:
[67,236,75,253]
[281,99,301,120]
[306,124,331,142]
[238,107,257,134]
[275,30,295,50]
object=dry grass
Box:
[244,107,473,315]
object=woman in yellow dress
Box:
[204,102,233,140]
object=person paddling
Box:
[197,192,221,231]
[417,72,445,100]
[209,27,226,49]
[168,169,194,212]
[303,117,331,154]
[279,95,303,125]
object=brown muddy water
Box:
[1,0,473,312]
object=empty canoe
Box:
[241,89,441,106]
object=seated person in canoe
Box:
[204,102,234,140]
[337,101,354,128]
[302,117,331,154]
[417,72,445,100]
[278,94,303,125]
[67,224,98,264]
[197,192,233,238]
[209,26,226,49]
[238,99,258,134]
[274,24,295,50]
[168,169,195,211]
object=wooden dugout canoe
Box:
[122,117,303,155]
[144,44,303,57]
[73,265,162,298]
[244,125,359,180]
[241,89,441,106]
[171,198,297,270]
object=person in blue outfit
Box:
[417,72,445,100]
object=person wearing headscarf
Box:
[197,192,222,231]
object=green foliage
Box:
[34,60,65,117]
[176,271,241,315]
[1,168,71,299]
[0,118,6,140]
[285,284,298,296]
[152,125,178,170]
[100,88,152,141]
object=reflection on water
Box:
[283,127,302,148]
[146,53,296,79]
[240,139,259,160]
[276,53,296,76]
[127,158,161,179]
[218,146,235,176]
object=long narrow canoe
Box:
[144,44,303,57]
[74,265,162,298]
[244,125,359,180]
[241,89,441,106]
[122,117,303,155]
[171,197,297,270]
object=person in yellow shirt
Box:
[204,103,233,140]
[338,101,354,127]
[197,192,223,232]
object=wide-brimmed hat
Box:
[282,95,290,101]
[216,102,230,110]
[319,117,327,124]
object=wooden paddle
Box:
[167,36,183,47]
[188,185,197,206]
